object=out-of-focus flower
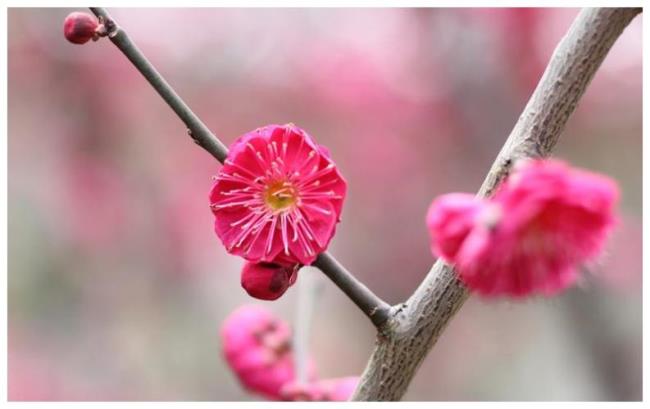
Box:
[63,12,100,45]
[426,159,619,297]
[280,376,359,401]
[221,305,316,400]
[321,376,359,401]
[426,193,485,261]
[210,124,346,267]
[240,262,299,301]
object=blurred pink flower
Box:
[426,159,619,297]
[221,305,316,400]
[320,376,359,401]
[210,124,346,266]
[426,193,485,261]
[240,262,299,301]
[280,376,359,401]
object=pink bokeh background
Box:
[8,8,641,400]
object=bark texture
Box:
[352,7,641,401]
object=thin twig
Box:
[87,7,390,328]
[313,253,391,327]
[89,7,228,163]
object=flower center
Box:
[264,180,298,212]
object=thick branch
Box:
[88,7,390,328]
[352,7,641,401]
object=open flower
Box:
[426,159,619,297]
[210,124,347,266]
[221,305,317,400]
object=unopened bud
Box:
[241,262,299,301]
[63,12,100,44]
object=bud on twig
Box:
[63,12,103,44]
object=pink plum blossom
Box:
[426,193,485,261]
[426,159,619,297]
[240,262,299,301]
[221,305,316,400]
[210,124,347,266]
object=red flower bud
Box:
[63,12,99,45]
[241,262,299,301]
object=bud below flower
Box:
[63,12,100,44]
[241,262,299,301]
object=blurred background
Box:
[8,8,642,401]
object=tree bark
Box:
[352,7,641,401]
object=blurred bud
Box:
[63,12,100,44]
[280,376,359,401]
[221,305,317,400]
[322,376,359,401]
[241,262,299,301]
[280,381,325,401]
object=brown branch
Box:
[351,7,641,401]
[87,7,390,328]
[313,252,391,327]
[89,7,228,163]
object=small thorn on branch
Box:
[187,129,201,145]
